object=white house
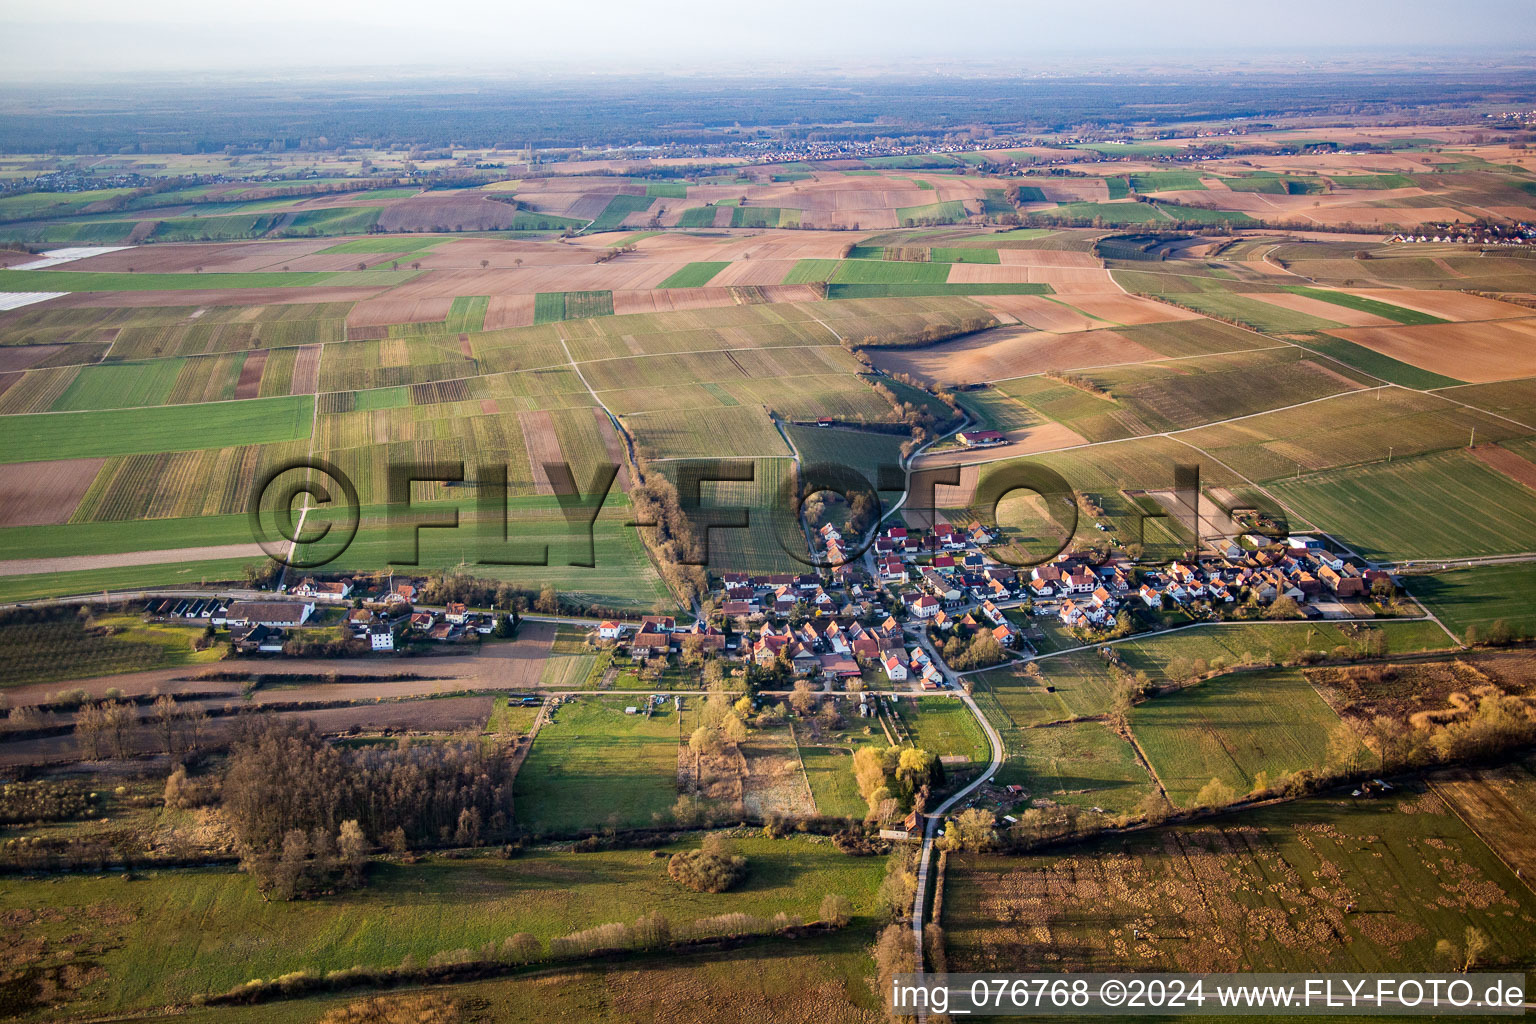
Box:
[598,620,624,641]
[883,656,909,682]
[368,626,396,652]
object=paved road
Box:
[907,624,1005,1023]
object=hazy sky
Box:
[4,0,1535,77]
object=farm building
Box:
[223,600,315,627]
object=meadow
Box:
[891,696,989,764]
[160,930,885,1024]
[989,717,1154,814]
[1,836,886,1019]
[797,743,870,818]
[1128,669,1357,805]
[1405,563,1536,641]
[512,696,689,834]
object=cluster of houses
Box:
[344,600,501,651]
[1387,223,1533,245]
[139,576,513,655]
[597,615,727,661]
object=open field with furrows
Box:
[654,456,805,573]
[945,789,1536,973]
[0,394,314,463]
[1271,249,1536,295]
[512,696,692,834]
[0,835,886,1021]
[1128,669,1358,806]
[0,301,351,356]
[0,268,410,292]
[1322,318,1536,385]
[1405,564,1536,642]
[624,405,790,461]
[538,625,601,688]
[1266,448,1536,561]
[1080,347,1371,432]
[1177,387,1531,483]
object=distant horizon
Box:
[4,0,1536,79]
[4,50,1536,88]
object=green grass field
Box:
[644,181,689,198]
[539,625,601,688]
[676,207,720,227]
[1129,669,1358,806]
[1267,449,1536,561]
[50,359,186,411]
[513,696,688,833]
[657,261,729,288]
[0,394,313,462]
[1405,563,1536,641]
[587,194,656,231]
[797,743,870,818]
[1283,286,1448,326]
[1,836,886,1018]
[992,719,1154,814]
[892,696,989,764]
[1293,334,1465,389]
[1129,171,1207,192]
[533,291,615,323]
[895,200,967,225]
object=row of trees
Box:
[627,472,711,605]
[74,695,210,759]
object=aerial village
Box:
[144,499,1403,694]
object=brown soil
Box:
[0,458,104,527]
[1323,318,1536,383]
[232,348,267,399]
[1470,443,1536,492]
[518,410,563,495]
[868,325,1163,384]
[290,344,322,394]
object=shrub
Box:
[668,840,748,893]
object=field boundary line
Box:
[976,343,1294,386]
[1426,775,1536,899]
[785,719,818,815]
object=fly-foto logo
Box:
[248,456,1286,570]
